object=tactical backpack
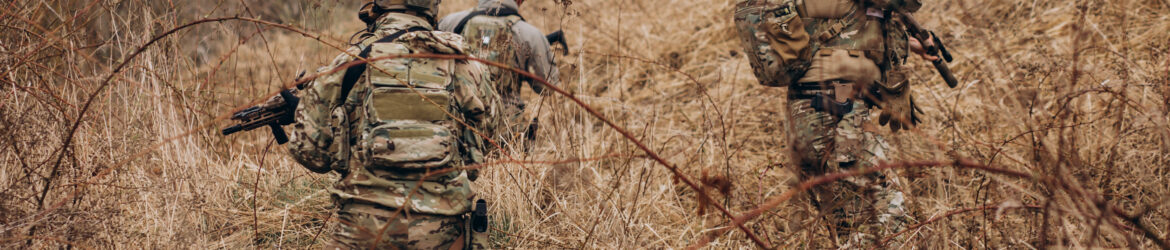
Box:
[734,0,812,87]
[343,27,464,169]
[453,7,524,99]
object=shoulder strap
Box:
[338,26,429,102]
[452,6,526,34]
[810,5,861,42]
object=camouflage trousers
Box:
[326,202,486,250]
[785,94,910,247]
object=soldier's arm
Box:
[284,48,361,173]
[452,60,488,123]
[436,10,472,32]
[513,21,560,94]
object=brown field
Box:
[2,0,1169,248]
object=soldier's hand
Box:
[908,35,940,61]
[878,94,923,133]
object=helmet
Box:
[373,0,441,19]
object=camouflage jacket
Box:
[735,0,922,86]
[286,13,490,215]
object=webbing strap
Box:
[338,26,429,103]
[452,6,525,34]
[812,4,861,42]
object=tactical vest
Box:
[453,7,524,104]
[734,0,909,86]
[804,2,884,63]
[347,27,463,170]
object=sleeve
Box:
[513,21,560,94]
[437,11,472,32]
[452,60,488,123]
[452,59,492,168]
[284,47,361,173]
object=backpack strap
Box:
[338,26,429,103]
[809,4,861,43]
[452,6,525,34]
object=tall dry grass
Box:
[2,0,1169,248]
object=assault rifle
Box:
[221,89,300,144]
[899,12,958,88]
[545,30,568,55]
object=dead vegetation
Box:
[2,0,1169,248]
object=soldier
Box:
[284,0,491,248]
[438,0,561,149]
[734,0,936,247]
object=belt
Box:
[790,80,856,117]
[789,80,852,99]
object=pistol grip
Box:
[269,123,289,144]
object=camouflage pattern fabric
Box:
[326,203,487,249]
[786,96,909,247]
[735,0,921,247]
[733,0,805,87]
[286,12,491,248]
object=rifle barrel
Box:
[222,124,244,135]
[933,60,959,88]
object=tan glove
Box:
[875,70,923,133]
[878,92,923,132]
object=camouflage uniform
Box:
[286,11,490,249]
[734,0,919,246]
[438,0,561,147]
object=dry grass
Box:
[2,0,1169,248]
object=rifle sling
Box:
[338,26,429,103]
[452,6,525,34]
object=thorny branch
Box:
[12,16,769,248]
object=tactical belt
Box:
[452,6,525,34]
[790,80,850,98]
[791,80,855,117]
[338,26,429,103]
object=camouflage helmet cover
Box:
[374,0,441,19]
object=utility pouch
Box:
[764,8,811,66]
[832,81,856,103]
[330,106,351,176]
[464,199,490,249]
[357,36,461,170]
[472,199,488,232]
[734,0,810,87]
